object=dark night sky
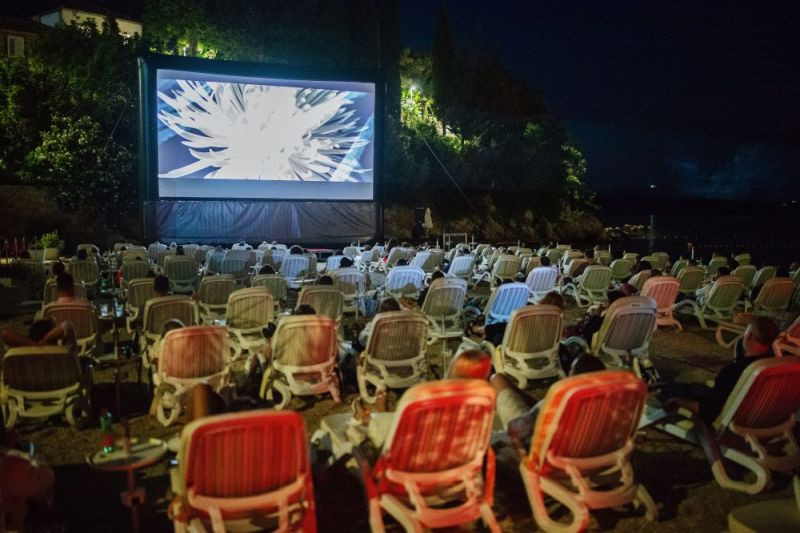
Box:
[4,0,799,198]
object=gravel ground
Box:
[1,290,797,532]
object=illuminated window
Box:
[7,35,25,58]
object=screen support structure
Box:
[138,53,384,245]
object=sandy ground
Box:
[1,291,797,532]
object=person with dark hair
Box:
[395,258,408,266]
[339,257,354,269]
[417,270,446,305]
[175,245,185,256]
[696,266,732,303]
[56,273,77,302]
[317,275,334,285]
[258,264,276,275]
[1,318,77,349]
[153,274,170,297]
[663,316,779,425]
[289,245,304,255]
[76,249,88,261]
[51,261,65,278]
[539,255,551,268]
[492,354,606,448]
[564,289,627,341]
[638,260,652,273]
[294,304,317,315]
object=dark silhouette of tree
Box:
[431,7,456,134]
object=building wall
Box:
[0,28,37,58]
[44,8,141,37]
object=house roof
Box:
[0,15,46,34]
[35,1,141,22]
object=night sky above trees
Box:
[2,0,798,202]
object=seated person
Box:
[258,264,276,275]
[339,256,354,269]
[563,289,626,342]
[55,273,81,303]
[695,266,731,303]
[417,269,445,305]
[467,290,564,346]
[2,318,76,349]
[661,316,778,425]
[492,353,606,449]
[74,248,89,262]
[153,274,170,298]
[317,274,334,285]
[50,260,65,279]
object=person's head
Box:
[385,238,397,252]
[154,274,170,296]
[51,260,65,277]
[607,289,626,305]
[29,318,56,342]
[146,270,156,278]
[688,259,698,267]
[776,267,790,278]
[638,260,652,272]
[176,245,185,255]
[539,291,564,309]
[77,249,88,261]
[743,316,779,356]
[499,278,514,285]
[56,273,74,296]
[446,349,492,380]
[289,245,304,255]
[294,304,316,315]
[396,258,408,266]
[651,269,662,277]
[717,266,731,277]
[430,270,445,282]
[318,275,334,285]
[540,256,551,267]
[569,354,606,376]
[259,264,276,275]
[161,318,185,336]
[378,298,401,313]
[584,249,594,259]
[340,257,354,268]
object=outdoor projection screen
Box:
[139,55,381,243]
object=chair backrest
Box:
[717,357,800,432]
[447,255,475,279]
[565,258,587,278]
[156,249,176,269]
[182,244,200,258]
[359,249,379,265]
[420,277,467,317]
[43,279,87,306]
[331,268,364,297]
[160,326,229,380]
[622,252,638,262]
[516,247,534,257]
[343,246,359,259]
[126,278,155,310]
[527,371,646,475]
[595,296,657,353]
[197,275,237,305]
[365,311,428,363]
[142,296,197,335]
[148,243,167,263]
[114,242,134,252]
[272,315,337,367]
[670,259,688,277]
[179,410,311,509]
[732,265,757,287]
[422,250,445,272]
[296,286,344,322]
[578,265,612,291]
[492,255,521,280]
[546,249,564,264]
[503,305,562,355]
[677,266,705,293]
[610,259,634,279]
[326,255,345,271]
[706,256,728,277]
[43,301,97,339]
[525,266,558,294]
[752,266,776,289]
[2,346,82,392]
[386,247,415,267]
[67,259,100,284]
[705,276,745,313]
[226,287,274,329]
[641,255,663,271]
[122,260,150,282]
[195,245,214,265]
[484,282,531,323]
[123,248,148,263]
[386,266,426,295]
[382,380,495,475]
[164,255,198,282]
[640,276,680,311]
[753,277,796,313]
[205,250,225,272]
[734,253,751,266]
[251,274,288,302]
[628,270,652,292]
[409,251,430,270]
[280,255,309,279]
[652,251,670,267]
[76,243,99,255]
[220,257,247,278]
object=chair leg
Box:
[479,502,501,532]
[714,448,771,494]
[520,465,588,533]
[634,484,658,521]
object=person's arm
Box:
[507,403,540,453]
[1,329,37,347]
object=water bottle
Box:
[100,409,114,453]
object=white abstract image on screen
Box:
[157,79,373,182]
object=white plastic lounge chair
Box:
[125,277,154,334]
[123,247,148,263]
[640,276,681,330]
[358,380,499,533]
[164,255,199,294]
[652,252,670,270]
[447,254,476,284]
[773,317,800,357]
[121,259,150,287]
[170,410,317,532]
[483,282,531,324]
[670,259,688,277]
[676,266,705,296]
[622,252,638,263]
[563,265,612,307]
[41,278,87,311]
[706,256,728,278]
[525,267,559,303]
[385,266,426,298]
[488,255,521,286]
[627,270,651,292]
[421,277,467,344]
[296,286,344,324]
[326,255,346,272]
[520,371,656,532]
[259,315,340,410]
[219,257,248,285]
[591,296,657,373]
[751,266,776,290]
[140,296,198,366]
[154,326,230,426]
[343,246,359,259]
[727,476,800,532]
[331,267,365,319]
[546,248,564,265]
[43,301,98,358]
[747,277,795,316]
[280,255,309,290]
[656,357,800,494]
[225,287,274,360]
[67,259,100,294]
[196,275,236,324]
[733,253,751,266]
[356,310,428,404]
[488,304,563,387]
[408,251,430,271]
[148,242,167,264]
[156,249,176,270]
[251,274,288,311]
[732,265,757,289]
[1,346,84,429]
[674,275,744,329]
[610,259,634,282]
